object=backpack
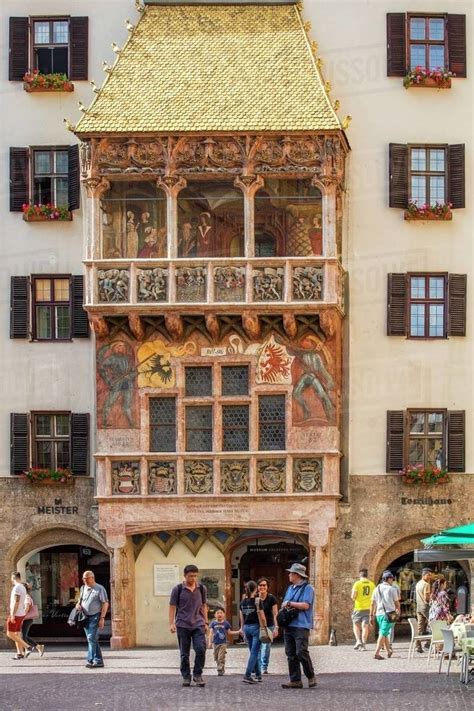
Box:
[175,583,205,608]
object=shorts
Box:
[352,609,370,624]
[6,616,25,632]
[376,614,395,638]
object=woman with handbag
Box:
[369,570,400,660]
[256,578,278,674]
[239,580,266,684]
[22,584,44,657]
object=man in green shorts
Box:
[369,571,400,660]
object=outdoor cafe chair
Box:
[427,621,447,663]
[407,617,431,659]
[438,628,461,675]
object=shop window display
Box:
[177,181,244,258]
[254,179,323,257]
[101,182,167,259]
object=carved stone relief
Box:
[292,266,324,301]
[293,458,323,493]
[184,460,213,494]
[112,461,140,495]
[214,266,245,302]
[98,269,130,303]
[221,460,250,494]
[176,267,207,302]
[137,268,167,302]
[256,459,286,493]
[148,461,176,495]
[253,267,284,301]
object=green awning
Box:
[421,523,474,546]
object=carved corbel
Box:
[283,313,297,340]
[157,175,187,197]
[319,309,339,339]
[164,313,184,342]
[83,177,110,199]
[234,174,264,197]
[89,314,109,338]
[128,313,145,341]
[205,313,220,342]
[242,311,260,340]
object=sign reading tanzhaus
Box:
[400,496,453,506]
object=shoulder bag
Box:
[67,587,89,629]
[277,583,308,628]
[378,585,398,623]
[256,597,273,644]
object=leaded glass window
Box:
[221,366,249,396]
[258,395,286,451]
[185,406,213,451]
[150,397,176,452]
[185,367,213,397]
[222,405,249,451]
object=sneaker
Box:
[255,677,263,682]
[308,677,317,688]
[242,677,257,684]
[12,654,24,660]
[193,675,205,687]
[281,681,304,689]
[423,642,430,650]
[37,644,45,657]
[23,649,31,659]
[92,662,104,668]
[353,642,362,650]
[416,648,424,654]
[263,669,269,674]
[374,654,384,660]
[360,645,367,651]
[85,662,94,668]
[217,670,224,676]
[182,678,191,687]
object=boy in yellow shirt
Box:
[351,568,375,650]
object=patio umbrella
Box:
[421,522,474,547]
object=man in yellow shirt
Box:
[351,568,375,650]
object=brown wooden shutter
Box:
[447,15,467,78]
[10,413,29,475]
[447,144,465,209]
[9,18,29,81]
[10,276,29,339]
[71,275,89,338]
[10,147,29,211]
[448,274,467,337]
[387,273,407,336]
[386,411,405,472]
[68,145,80,211]
[387,13,406,77]
[71,413,90,475]
[447,411,465,472]
[69,17,89,81]
[389,143,408,208]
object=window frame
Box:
[258,393,287,451]
[31,274,72,342]
[408,144,448,207]
[407,272,448,339]
[405,408,447,469]
[31,16,70,76]
[31,145,69,207]
[32,410,71,470]
[406,13,448,71]
[149,396,177,453]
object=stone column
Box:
[109,535,136,649]
[234,175,264,258]
[82,178,111,261]
[308,517,335,645]
[157,176,187,259]
[313,175,337,259]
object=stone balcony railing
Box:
[95,452,341,498]
[84,258,344,310]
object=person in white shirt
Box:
[6,572,31,660]
[369,571,400,660]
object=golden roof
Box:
[75,4,341,134]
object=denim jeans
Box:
[260,625,274,670]
[176,627,206,680]
[244,623,262,679]
[83,612,103,664]
[283,627,314,682]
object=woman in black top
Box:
[239,581,265,683]
[257,578,278,673]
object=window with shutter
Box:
[10,276,30,339]
[387,13,406,76]
[406,410,446,468]
[387,274,407,336]
[389,144,408,208]
[447,144,465,209]
[447,411,465,472]
[71,275,89,338]
[69,17,89,81]
[386,411,405,472]
[10,147,29,212]
[448,274,467,337]
[33,412,70,469]
[68,144,80,211]
[9,17,29,81]
[32,276,71,340]
[71,413,90,475]
[32,18,69,75]
[447,15,467,77]
[408,274,446,338]
[10,413,29,475]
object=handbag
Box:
[24,602,39,621]
[259,626,273,644]
[67,587,89,629]
[277,583,308,628]
[378,586,398,623]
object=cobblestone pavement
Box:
[1,642,472,710]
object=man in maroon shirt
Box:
[169,565,208,687]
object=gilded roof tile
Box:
[76,4,341,134]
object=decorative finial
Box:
[111,42,122,55]
[342,115,352,129]
[310,40,318,54]
[64,118,76,132]
[317,57,324,69]
[333,99,340,111]
[77,101,87,113]
[303,20,312,33]
[90,80,100,94]
[135,0,144,12]
[103,61,112,73]
[296,2,304,12]
[125,19,135,32]
[325,81,331,93]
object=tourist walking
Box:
[429,576,452,623]
[207,607,240,675]
[351,568,375,651]
[279,562,317,689]
[6,572,30,660]
[22,583,44,657]
[76,570,109,669]
[169,564,208,687]
[240,580,266,684]
[415,568,433,653]
[256,577,279,673]
[370,570,400,660]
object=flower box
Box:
[23,212,73,222]
[403,66,454,90]
[400,465,450,486]
[23,71,74,92]
[404,210,452,222]
[408,77,451,89]
[24,81,74,93]
[22,204,72,222]
[23,468,74,484]
[404,202,453,222]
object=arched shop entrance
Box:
[380,551,470,635]
[18,544,110,640]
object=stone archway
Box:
[370,532,433,582]
[7,524,108,570]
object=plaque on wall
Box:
[153,564,180,596]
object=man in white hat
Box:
[280,563,317,689]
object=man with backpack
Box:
[279,563,317,689]
[169,565,208,687]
